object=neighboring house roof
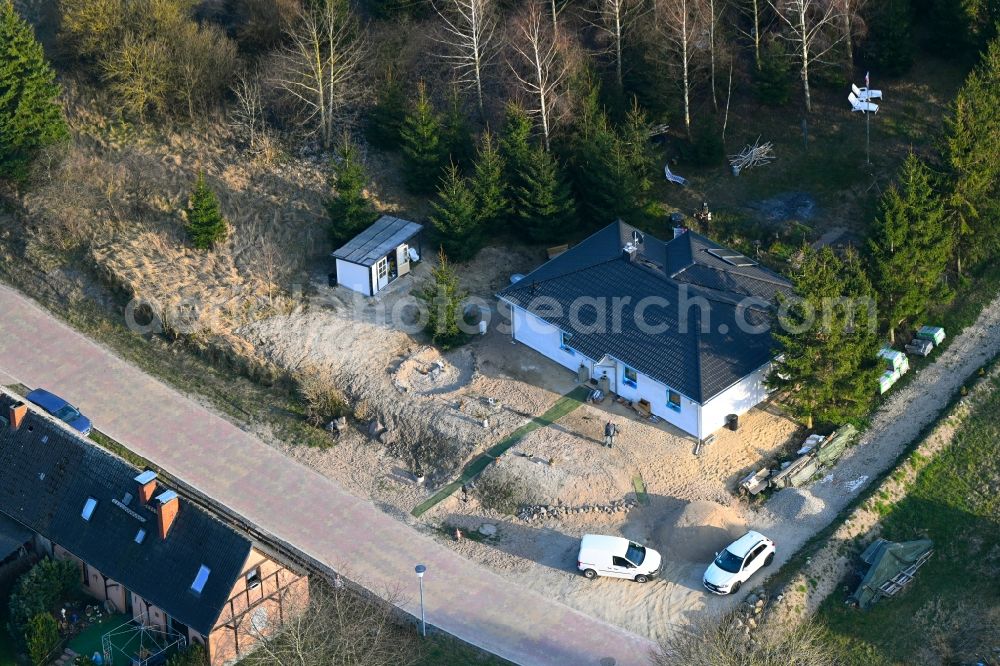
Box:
[0,512,32,560]
[497,221,793,403]
[0,393,252,636]
[331,215,423,267]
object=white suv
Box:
[703,531,775,595]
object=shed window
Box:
[559,331,574,354]
[667,390,682,412]
[81,497,97,521]
[623,367,638,388]
[246,567,262,590]
[191,565,211,595]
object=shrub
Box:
[8,558,79,648]
[166,644,207,666]
[26,613,59,666]
[678,123,724,167]
[475,468,537,514]
[297,368,348,427]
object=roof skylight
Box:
[191,565,211,594]
[81,497,97,521]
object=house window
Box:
[559,331,574,354]
[667,389,682,412]
[82,562,90,586]
[246,567,262,590]
[623,367,638,388]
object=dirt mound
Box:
[658,500,747,563]
[395,346,476,396]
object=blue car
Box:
[26,388,92,436]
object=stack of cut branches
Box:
[730,138,774,175]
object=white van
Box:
[577,534,662,583]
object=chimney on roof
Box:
[622,242,639,262]
[9,402,27,430]
[155,490,179,539]
[673,226,688,239]
[135,470,158,504]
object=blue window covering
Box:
[667,389,682,412]
[623,366,638,388]
[560,331,575,354]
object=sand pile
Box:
[658,500,747,563]
[764,488,826,522]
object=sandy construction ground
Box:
[238,242,1000,644]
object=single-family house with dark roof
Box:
[497,221,793,439]
[332,215,423,296]
[0,390,309,666]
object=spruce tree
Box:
[857,0,914,76]
[400,82,446,194]
[498,102,533,205]
[326,140,378,246]
[430,163,482,262]
[0,0,67,182]
[471,131,508,233]
[753,37,792,106]
[442,85,474,167]
[768,247,881,429]
[418,249,468,349]
[366,67,407,149]
[185,172,228,250]
[514,146,576,244]
[946,35,1000,273]
[868,153,951,343]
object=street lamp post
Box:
[414,564,427,637]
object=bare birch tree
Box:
[433,0,498,118]
[770,0,843,112]
[509,1,570,150]
[705,0,724,110]
[655,0,703,136]
[586,0,647,92]
[231,67,267,153]
[838,0,867,73]
[736,0,771,70]
[271,0,367,148]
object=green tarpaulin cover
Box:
[850,538,933,610]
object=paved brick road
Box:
[0,284,654,666]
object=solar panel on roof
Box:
[706,247,757,267]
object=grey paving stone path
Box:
[0,284,654,666]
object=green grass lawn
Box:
[816,378,1000,666]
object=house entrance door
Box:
[375,257,389,291]
[595,358,617,394]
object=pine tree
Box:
[366,67,407,149]
[26,613,58,666]
[430,163,482,262]
[471,131,508,233]
[768,247,881,429]
[945,36,1000,274]
[442,85,474,167]
[498,102,534,205]
[868,154,951,343]
[185,172,228,250]
[0,0,67,182]
[418,249,468,349]
[326,140,378,246]
[514,146,576,244]
[400,82,446,194]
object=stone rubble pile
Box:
[517,499,639,521]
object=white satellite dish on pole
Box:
[848,72,883,165]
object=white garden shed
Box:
[331,215,423,296]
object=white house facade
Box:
[498,221,791,440]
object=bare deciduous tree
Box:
[838,0,867,73]
[586,0,647,92]
[240,580,420,666]
[655,0,704,136]
[770,0,843,112]
[509,1,570,150]
[433,0,498,118]
[735,0,771,70]
[231,67,268,153]
[652,609,839,666]
[173,21,238,121]
[101,33,171,120]
[272,0,368,148]
[705,0,724,111]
